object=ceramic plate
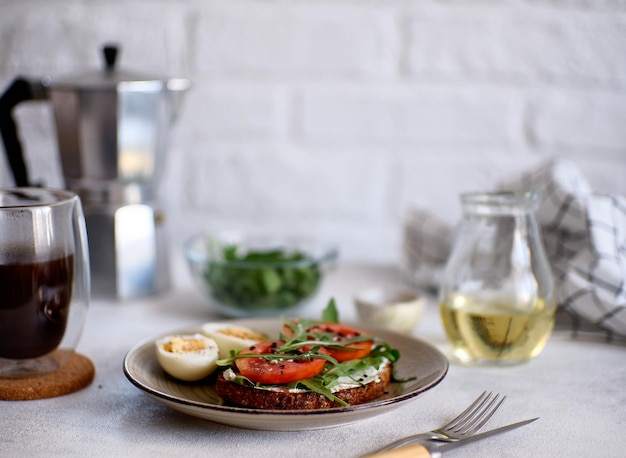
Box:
[123,319,448,431]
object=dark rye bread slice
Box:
[215,363,392,410]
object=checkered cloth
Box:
[402,159,626,341]
[401,206,454,293]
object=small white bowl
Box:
[355,287,425,334]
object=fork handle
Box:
[363,444,432,458]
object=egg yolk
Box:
[162,337,207,353]
[217,328,265,341]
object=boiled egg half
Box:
[201,323,266,359]
[155,333,219,381]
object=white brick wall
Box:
[1,0,625,278]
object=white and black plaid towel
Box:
[402,159,626,341]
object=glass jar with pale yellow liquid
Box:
[439,191,556,365]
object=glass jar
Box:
[0,188,90,377]
[438,191,556,365]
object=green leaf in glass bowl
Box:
[203,243,322,313]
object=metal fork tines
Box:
[374,391,506,453]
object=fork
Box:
[372,391,506,453]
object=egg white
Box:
[155,333,219,381]
[201,322,266,359]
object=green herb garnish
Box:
[321,298,339,323]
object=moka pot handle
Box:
[0,77,48,187]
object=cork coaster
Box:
[0,353,95,401]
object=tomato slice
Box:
[284,322,373,363]
[310,323,373,362]
[234,341,327,384]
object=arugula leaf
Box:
[260,269,282,293]
[321,298,339,323]
[298,378,349,407]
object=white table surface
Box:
[2,263,625,458]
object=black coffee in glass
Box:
[0,254,74,359]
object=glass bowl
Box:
[184,231,338,317]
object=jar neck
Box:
[460,191,540,215]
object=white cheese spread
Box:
[223,359,390,393]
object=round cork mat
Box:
[0,353,95,401]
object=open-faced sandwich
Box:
[213,300,404,410]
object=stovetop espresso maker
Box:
[0,44,190,299]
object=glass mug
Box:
[0,188,90,377]
[438,191,556,366]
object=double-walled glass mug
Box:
[438,191,556,366]
[0,188,90,378]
